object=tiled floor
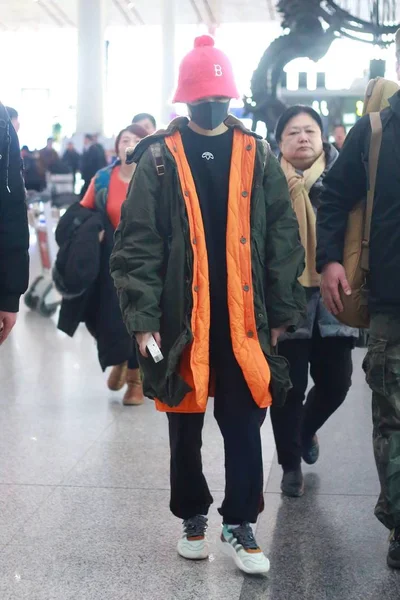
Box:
[0,268,399,598]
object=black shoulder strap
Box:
[150,143,165,177]
[360,112,382,272]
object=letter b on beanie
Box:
[173,35,239,104]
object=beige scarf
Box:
[280,153,326,288]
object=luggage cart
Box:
[24,173,76,317]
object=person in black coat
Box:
[80,134,107,198]
[0,103,29,343]
[21,146,46,192]
[62,142,80,187]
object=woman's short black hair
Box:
[132,113,157,129]
[114,123,147,155]
[275,105,323,144]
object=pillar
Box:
[76,0,106,134]
[207,0,221,36]
[161,0,176,125]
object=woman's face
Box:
[118,131,142,163]
[279,113,323,170]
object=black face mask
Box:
[189,101,229,131]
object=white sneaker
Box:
[220,523,270,575]
[177,515,209,560]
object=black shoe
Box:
[387,528,400,569]
[281,467,304,497]
[302,435,320,465]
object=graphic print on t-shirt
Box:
[181,125,234,345]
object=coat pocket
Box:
[138,330,191,404]
[155,329,193,408]
[267,351,292,408]
[362,339,386,396]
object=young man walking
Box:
[317,31,400,570]
[111,35,305,574]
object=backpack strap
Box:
[361,112,382,272]
[150,143,165,177]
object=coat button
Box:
[258,313,263,319]
[242,191,248,198]
[192,238,197,245]
[240,237,247,244]
[194,286,199,292]
[246,144,252,151]
[247,330,254,338]
[184,191,189,197]
[243,285,250,292]
[173,146,177,152]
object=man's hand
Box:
[0,311,17,345]
[271,326,288,348]
[321,262,352,316]
[136,332,162,358]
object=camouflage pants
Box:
[363,314,400,530]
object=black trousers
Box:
[127,352,139,370]
[168,345,267,524]
[270,327,353,471]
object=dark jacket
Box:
[317,91,400,316]
[38,147,59,173]
[80,143,107,196]
[111,116,306,410]
[56,194,133,371]
[0,104,29,312]
[53,203,102,300]
[62,148,80,175]
[23,152,46,192]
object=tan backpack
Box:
[336,77,399,329]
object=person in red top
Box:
[81,123,147,404]
[81,125,145,228]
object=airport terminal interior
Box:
[1,1,400,599]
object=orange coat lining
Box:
[226,130,272,408]
[156,129,272,413]
[156,133,210,413]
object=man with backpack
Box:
[111,35,306,574]
[316,33,400,569]
[0,103,29,344]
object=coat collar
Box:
[127,115,261,164]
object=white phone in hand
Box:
[146,335,164,363]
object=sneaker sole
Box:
[177,538,209,561]
[281,483,304,498]
[219,537,270,575]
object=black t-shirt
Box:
[181,125,233,344]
